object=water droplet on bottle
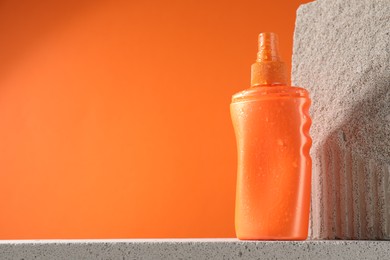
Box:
[292,161,298,168]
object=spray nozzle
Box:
[251,32,288,87]
[257,32,281,62]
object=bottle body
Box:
[231,86,312,240]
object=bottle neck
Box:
[251,61,288,87]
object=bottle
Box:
[230,32,312,240]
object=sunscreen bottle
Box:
[230,32,312,240]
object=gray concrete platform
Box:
[0,239,389,259]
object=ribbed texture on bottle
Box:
[302,97,312,163]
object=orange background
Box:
[0,0,312,239]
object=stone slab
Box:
[1,239,390,259]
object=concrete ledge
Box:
[1,239,390,259]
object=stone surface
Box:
[292,0,390,239]
[1,239,390,259]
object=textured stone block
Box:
[292,0,390,239]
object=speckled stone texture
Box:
[1,239,390,259]
[292,0,390,239]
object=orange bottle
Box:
[230,32,312,240]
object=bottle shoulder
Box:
[231,85,310,103]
